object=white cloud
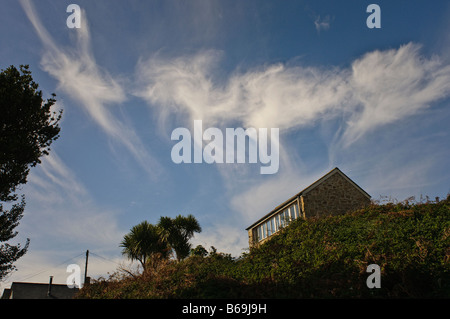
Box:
[0,151,127,293]
[23,152,125,249]
[314,15,332,33]
[344,43,450,146]
[191,223,249,257]
[19,0,162,180]
[27,152,86,204]
[135,43,450,148]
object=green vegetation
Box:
[120,214,202,269]
[120,221,171,271]
[1,65,62,280]
[77,197,450,298]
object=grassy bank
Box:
[77,196,450,298]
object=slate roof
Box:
[1,282,78,299]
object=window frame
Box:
[254,201,300,243]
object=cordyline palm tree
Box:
[120,221,170,271]
[158,214,202,261]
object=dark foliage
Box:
[0,64,61,280]
[77,196,450,299]
[0,64,62,202]
[0,197,29,280]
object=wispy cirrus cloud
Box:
[26,152,86,205]
[19,0,162,179]
[314,15,332,33]
[2,151,128,287]
[344,43,450,146]
[135,42,450,148]
[24,152,124,248]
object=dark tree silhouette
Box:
[0,65,62,280]
[158,214,202,261]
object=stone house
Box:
[1,280,78,299]
[246,167,371,247]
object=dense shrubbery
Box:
[77,196,450,298]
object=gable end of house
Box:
[246,167,371,247]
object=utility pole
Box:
[84,250,90,285]
[47,276,53,297]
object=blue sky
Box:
[1,0,450,290]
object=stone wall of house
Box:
[248,228,254,247]
[302,172,370,219]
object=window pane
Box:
[257,226,261,241]
[291,205,297,219]
[284,209,289,224]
